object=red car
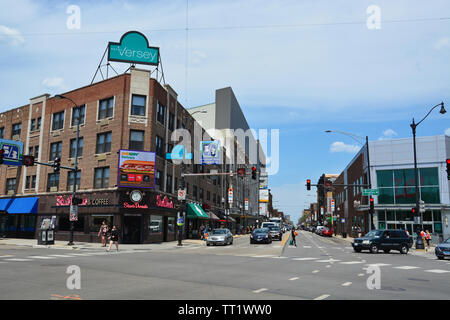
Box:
[321,228,333,237]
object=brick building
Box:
[0,68,227,243]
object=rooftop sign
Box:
[108,31,159,66]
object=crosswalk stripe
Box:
[28,256,56,259]
[424,269,450,273]
[342,282,352,286]
[271,256,288,259]
[252,255,276,258]
[394,266,420,270]
[292,257,318,261]
[289,277,299,281]
[48,255,76,258]
[5,258,32,261]
[365,263,391,267]
[316,259,341,263]
[303,246,312,248]
[253,288,268,293]
[339,261,364,264]
[314,294,329,300]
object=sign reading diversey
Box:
[108,31,160,66]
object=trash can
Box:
[415,236,424,249]
[342,232,347,238]
[37,228,55,245]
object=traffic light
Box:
[411,207,416,215]
[22,155,35,167]
[306,179,311,191]
[369,196,374,213]
[53,157,61,173]
[0,148,4,164]
[237,168,245,177]
[251,166,257,180]
[324,179,332,191]
[447,159,450,180]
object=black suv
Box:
[352,229,413,254]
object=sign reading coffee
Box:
[108,31,159,66]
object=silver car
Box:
[206,228,233,246]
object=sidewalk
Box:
[0,234,249,251]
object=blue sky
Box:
[1,0,449,223]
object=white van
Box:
[261,222,275,229]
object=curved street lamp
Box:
[410,102,446,226]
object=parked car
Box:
[352,229,413,254]
[435,238,450,260]
[310,226,316,233]
[315,226,326,235]
[206,229,233,246]
[250,228,272,244]
[321,228,333,237]
[268,225,282,241]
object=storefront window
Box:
[394,186,415,204]
[89,215,113,232]
[149,215,163,234]
[386,211,395,221]
[378,188,394,204]
[420,187,440,204]
[433,211,441,221]
[434,222,442,233]
[419,167,439,186]
[377,170,393,188]
[167,217,175,233]
[423,211,433,221]
[377,210,386,221]
[394,169,415,188]
[58,215,85,232]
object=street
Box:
[1,231,449,300]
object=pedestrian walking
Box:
[199,224,205,240]
[357,226,362,238]
[98,221,110,247]
[425,230,431,251]
[106,225,119,252]
[291,228,297,247]
[405,229,410,237]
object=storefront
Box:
[0,197,39,239]
[185,202,209,239]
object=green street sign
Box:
[362,189,379,196]
[108,31,159,66]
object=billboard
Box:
[259,202,268,216]
[108,31,159,66]
[200,141,220,165]
[118,150,156,188]
[259,189,269,203]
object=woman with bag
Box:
[425,230,431,251]
[98,221,110,247]
[107,225,119,252]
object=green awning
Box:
[186,203,209,219]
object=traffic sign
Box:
[0,139,23,166]
[362,189,379,196]
[177,189,186,201]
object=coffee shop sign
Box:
[56,195,110,206]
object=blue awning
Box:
[0,197,38,214]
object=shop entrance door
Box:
[123,215,141,244]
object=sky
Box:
[0,0,449,223]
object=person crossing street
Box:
[291,228,297,247]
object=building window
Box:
[26,175,37,189]
[166,174,172,193]
[12,123,21,136]
[131,94,146,116]
[67,170,81,191]
[47,173,60,191]
[193,185,198,200]
[34,146,39,159]
[156,101,165,125]
[49,141,62,161]
[52,111,65,131]
[37,117,41,130]
[207,191,211,201]
[72,105,85,126]
[30,119,36,132]
[6,178,16,192]
[94,167,109,189]
[0,127,4,138]
[129,130,144,150]
[96,132,112,154]
[98,97,114,119]
[168,112,175,131]
[155,170,162,189]
[155,135,163,157]
[70,138,83,158]
[200,188,204,201]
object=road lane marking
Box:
[365,263,391,267]
[5,258,32,261]
[424,269,450,273]
[340,261,364,264]
[253,288,268,293]
[28,256,56,259]
[271,256,288,259]
[252,255,276,258]
[67,253,93,256]
[326,265,331,268]
[0,255,14,258]
[289,277,299,281]
[303,246,312,248]
[394,266,420,270]
[48,255,77,258]
[358,274,365,277]
[342,282,352,286]
[316,259,341,263]
[312,270,320,273]
[314,294,329,300]
[292,257,318,261]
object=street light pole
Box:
[56,95,80,246]
[410,102,446,227]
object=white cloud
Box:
[445,128,450,136]
[434,37,450,50]
[329,141,360,153]
[0,25,24,45]
[378,128,398,140]
[42,77,66,90]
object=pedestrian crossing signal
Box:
[22,155,35,167]
[446,159,450,180]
